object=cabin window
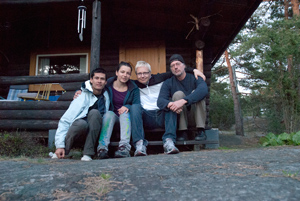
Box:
[36,53,88,75]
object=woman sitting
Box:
[97,61,140,158]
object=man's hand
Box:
[193,69,206,81]
[117,106,129,115]
[73,90,82,100]
[167,99,187,113]
[55,148,65,159]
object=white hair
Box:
[135,61,151,74]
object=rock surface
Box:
[1,146,300,200]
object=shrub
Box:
[260,131,300,146]
[209,91,235,129]
[0,131,52,157]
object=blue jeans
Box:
[131,104,177,146]
[98,111,131,151]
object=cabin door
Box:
[119,41,166,80]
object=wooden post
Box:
[90,0,101,72]
[196,50,204,73]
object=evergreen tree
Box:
[212,1,300,133]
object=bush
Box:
[209,92,235,129]
[260,131,300,147]
[0,131,52,157]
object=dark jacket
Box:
[106,76,140,111]
[157,73,208,110]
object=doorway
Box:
[119,41,166,80]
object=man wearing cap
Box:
[157,54,208,143]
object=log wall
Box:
[0,74,84,131]
[0,44,212,131]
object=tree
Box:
[212,1,300,134]
[225,50,244,136]
[235,17,300,133]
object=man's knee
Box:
[71,119,88,130]
[88,109,102,120]
[130,104,141,112]
[66,119,88,140]
[172,91,185,101]
[130,104,142,117]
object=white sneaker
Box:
[81,155,92,161]
[49,152,58,159]
[134,139,147,156]
[163,138,179,154]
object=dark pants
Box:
[65,109,102,156]
[131,104,177,146]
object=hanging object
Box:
[77,0,87,41]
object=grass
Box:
[0,131,54,158]
[282,170,299,178]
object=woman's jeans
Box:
[98,111,131,151]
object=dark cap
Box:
[169,54,185,64]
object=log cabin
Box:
[0,0,262,147]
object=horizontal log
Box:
[0,120,58,130]
[0,101,71,110]
[0,0,77,4]
[60,82,83,91]
[110,140,218,146]
[0,74,89,85]
[57,91,76,101]
[1,110,65,120]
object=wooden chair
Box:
[17,84,52,101]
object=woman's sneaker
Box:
[97,148,109,159]
[134,140,147,156]
[163,138,179,154]
[115,145,130,158]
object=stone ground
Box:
[1,146,300,201]
[1,117,300,201]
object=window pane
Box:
[37,55,87,75]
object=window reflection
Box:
[37,54,88,75]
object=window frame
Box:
[35,53,89,75]
[29,48,90,92]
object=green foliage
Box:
[100,173,111,180]
[209,82,235,129]
[261,131,300,147]
[232,16,300,133]
[0,131,51,157]
[282,170,299,178]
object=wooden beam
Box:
[90,0,101,72]
[212,0,262,66]
[196,50,204,73]
[0,120,58,130]
[1,110,65,120]
[0,74,89,85]
[110,140,219,146]
[0,101,70,110]
[0,0,77,4]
